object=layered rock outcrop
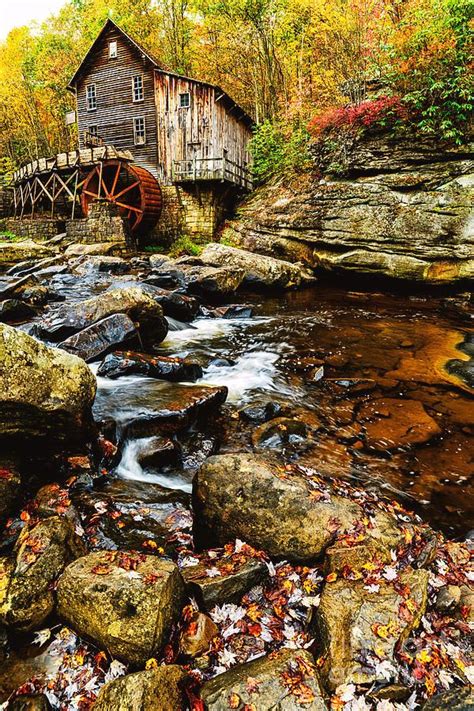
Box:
[226,135,474,283]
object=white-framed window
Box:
[86,84,97,111]
[132,75,144,102]
[179,92,190,108]
[133,116,146,145]
[109,41,117,58]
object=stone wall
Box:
[3,218,64,241]
[0,188,12,219]
[66,201,131,248]
[226,135,474,284]
[147,183,236,245]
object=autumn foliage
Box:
[308,96,409,137]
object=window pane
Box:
[109,41,117,58]
[133,117,146,145]
[133,76,144,102]
[86,85,96,111]
[179,92,190,108]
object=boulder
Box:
[138,282,199,322]
[71,256,128,275]
[56,550,185,664]
[251,416,310,450]
[93,666,188,711]
[317,567,429,690]
[97,351,202,382]
[136,435,180,468]
[179,610,218,657]
[0,516,86,631]
[40,286,168,345]
[0,240,55,268]
[0,460,21,524]
[357,398,442,450]
[238,400,283,424]
[421,686,474,710]
[179,263,245,296]
[64,242,126,257]
[59,314,138,362]
[0,324,96,444]
[200,648,328,710]
[8,695,52,711]
[199,243,316,289]
[193,454,364,561]
[182,555,267,607]
[0,299,36,323]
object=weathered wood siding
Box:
[154,72,252,183]
[75,26,158,177]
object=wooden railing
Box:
[83,130,105,148]
[172,156,252,190]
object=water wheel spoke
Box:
[115,200,142,214]
[110,164,121,196]
[113,180,140,201]
[101,177,111,199]
[83,189,100,198]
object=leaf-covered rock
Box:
[93,666,188,711]
[56,551,185,664]
[200,648,328,710]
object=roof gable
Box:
[67,18,162,89]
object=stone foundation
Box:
[66,201,132,248]
[3,218,65,241]
[147,183,237,246]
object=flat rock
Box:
[199,243,316,289]
[0,323,96,444]
[200,648,328,710]
[0,516,85,631]
[97,351,202,382]
[57,550,185,665]
[93,667,188,711]
[193,454,363,561]
[358,397,442,450]
[179,263,245,296]
[179,610,219,657]
[95,383,228,438]
[59,313,138,362]
[182,548,267,607]
[317,567,429,690]
[64,242,126,257]
[0,240,55,267]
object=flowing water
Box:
[89,284,473,538]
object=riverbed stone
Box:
[110,384,228,438]
[251,416,311,450]
[421,686,474,710]
[0,516,86,631]
[0,240,55,268]
[317,567,429,690]
[179,263,245,296]
[199,243,316,289]
[193,454,365,561]
[138,282,199,321]
[200,648,328,710]
[0,324,96,444]
[59,313,137,362]
[179,610,219,657]
[8,694,52,711]
[56,550,185,664]
[182,555,267,607]
[37,285,168,344]
[93,666,188,711]
[357,398,442,450]
[0,299,36,323]
[97,351,202,382]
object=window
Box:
[132,75,144,102]
[179,92,190,108]
[133,117,146,145]
[88,125,98,136]
[86,84,97,111]
[109,41,117,58]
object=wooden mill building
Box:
[8,18,253,243]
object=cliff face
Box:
[226,136,474,283]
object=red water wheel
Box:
[80,160,162,233]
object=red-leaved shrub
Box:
[308,96,409,137]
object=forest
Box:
[0,0,472,184]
